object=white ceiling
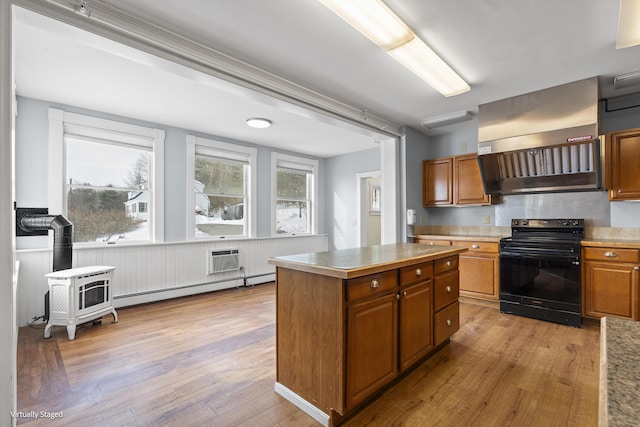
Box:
[13,1,640,158]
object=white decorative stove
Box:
[44,266,117,340]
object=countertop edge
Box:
[412,234,503,243]
[582,240,640,249]
[268,246,467,279]
[599,317,608,427]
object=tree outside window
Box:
[276,167,311,234]
[193,155,247,237]
[66,138,151,243]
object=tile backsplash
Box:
[413,225,640,241]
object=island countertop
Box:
[600,316,640,426]
[268,242,467,279]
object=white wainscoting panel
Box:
[15,235,328,326]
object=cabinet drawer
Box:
[583,247,640,263]
[434,301,459,346]
[456,241,499,253]
[400,262,433,287]
[347,270,398,302]
[434,255,459,274]
[434,270,459,311]
[418,239,452,247]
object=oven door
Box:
[499,250,581,326]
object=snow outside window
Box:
[48,109,165,244]
[186,135,257,239]
[271,153,318,236]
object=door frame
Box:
[356,170,381,247]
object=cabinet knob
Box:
[446,319,452,326]
[370,279,380,288]
[604,251,618,257]
[403,291,407,297]
[429,242,435,246]
[446,286,452,293]
[635,266,640,271]
[416,268,422,276]
[471,244,480,249]
[446,260,452,267]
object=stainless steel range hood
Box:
[477,77,604,195]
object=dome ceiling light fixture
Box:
[246,117,272,129]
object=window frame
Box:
[186,135,257,240]
[271,152,318,236]
[48,108,165,245]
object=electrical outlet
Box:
[461,143,467,152]
[483,215,490,224]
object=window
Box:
[49,109,165,244]
[186,135,257,239]
[271,153,318,235]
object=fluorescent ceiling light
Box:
[246,117,272,128]
[318,0,414,50]
[614,70,640,89]
[388,38,470,97]
[421,111,472,129]
[617,0,640,48]
[318,0,469,97]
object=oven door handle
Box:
[500,250,579,261]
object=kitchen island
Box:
[268,243,467,426]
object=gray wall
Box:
[325,147,380,250]
[15,96,327,248]
[419,103,640,229]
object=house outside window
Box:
[186,135,257,239]
[49,108,165,244]
[271,152,318,235]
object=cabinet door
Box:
[459,253,499,300]
[583,261,640,320]
[399,281,433,371]
[607,129,640,200]
[454,154,491,205]
[346,293,398,409]
[423,158,453,206]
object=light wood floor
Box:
[17,283,600,426]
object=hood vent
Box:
[477,77,604,195]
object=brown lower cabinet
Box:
[583,246,640,320]
[274,252,461,426]
[346,292,398,408]
[457,241,500,301]
[414,237,500,302]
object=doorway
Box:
[357,171,381,247]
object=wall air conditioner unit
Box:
[208,249,240,274]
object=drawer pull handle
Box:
[446,286,452,293]
[370,279,380,288]
[446,260,452,267]
[471,244,480,249]
[604,251,618,257]
[446,319,452,326]
[416,268,422,276]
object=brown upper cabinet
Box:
[423,153,492,207]
[605,128,640,200]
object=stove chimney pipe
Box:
[18,214,73,271]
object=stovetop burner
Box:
[502,218,584,257]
